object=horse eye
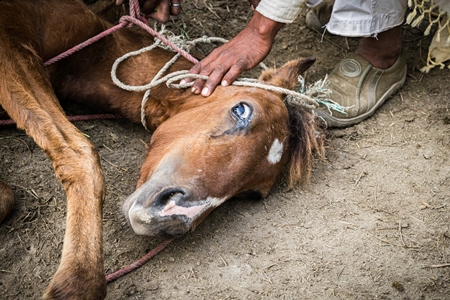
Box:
[231,103,252,120]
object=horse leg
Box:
[0,48,106,299]
[0,179,14,224]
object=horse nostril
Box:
[154,187,187,208]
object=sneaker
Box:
[315,53,407,127]
[305,0,334,32]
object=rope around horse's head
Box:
[111,29,347,130]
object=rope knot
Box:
[201,35,209,43]
[119,15,132,26]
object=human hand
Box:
[185,11,283,97]
[116,0,181,23]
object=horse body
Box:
[0,0,322,299]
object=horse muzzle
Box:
[123,184,226,237]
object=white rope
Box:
[111,30,346,130]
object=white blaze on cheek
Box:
[267,138,283,164]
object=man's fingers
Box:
[140,0,161,14]
[190,63,214,94]
[191,63,227,96]
[191,78,205,94]
[187,55,247,96]
[221,60,247,87]
[140,0,180,22]
[180,63,202,86]
[248,0,261,9]
[170,0,181,15]
[200,68,225,96]
[146,0,170,22]
[189,63,202,75]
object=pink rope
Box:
[66,113,122,121]
[106,239,174,283]
[0,114,123,127]
[128,0,148,23]
[0,119,16,126]
[118,16,199,64]
[44,22,129,66]
[44,1,199,66]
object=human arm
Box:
[187,0,305,96]
[188,11,284,96]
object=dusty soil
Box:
[1,1,449,299]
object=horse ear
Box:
[258,57,316,90]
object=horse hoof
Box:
[43,267,107,300]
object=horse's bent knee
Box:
[52,139,105,198]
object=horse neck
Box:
[37,1,109,61]
[100,34,209,130]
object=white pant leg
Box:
[306,0,323,7]
[326,0,407,37]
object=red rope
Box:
[118,15,199,64]
[44,2,198,66]
[0,119,16,126]
[44,22,129,66]
[106,239,174,283]
[66,113,122,121]
[0,114,122,127]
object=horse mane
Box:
[285,103,325,188]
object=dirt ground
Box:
[1,1,449,299]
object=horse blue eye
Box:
[232,103,252,120]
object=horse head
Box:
[122,57,324,237]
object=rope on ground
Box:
[0,114,122,127]
[106,239,174,283]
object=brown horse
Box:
[0,0,323,299]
